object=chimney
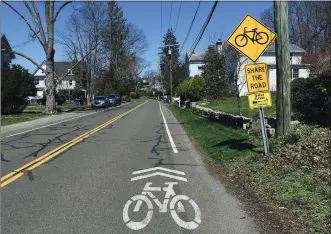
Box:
[216,39,223,54]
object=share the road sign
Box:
[245,63,269,93]
[248,92,272,109]
[227,15,277,62]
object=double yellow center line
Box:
[1,101,148,188]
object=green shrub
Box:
[176,75,204,101]
[121,95,131,102]
[292,74,330,127]
[1,64,37,114]
[130,92,139,99]
[269,124,330,183]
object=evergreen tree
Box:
[202,46,230,99]
[1,64,36,114]
[160,29,182,94]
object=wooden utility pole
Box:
[169,47,173,103]
[274,1,291,136]
[159,44,179,103]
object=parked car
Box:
[92,96,109,108]
[37,95,66,106]
[107,94,121,106]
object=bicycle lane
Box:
[159,103,260,234]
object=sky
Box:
[1,1,273,75]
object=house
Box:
[1,35,15,70]
[236,43,310,96]
[184,40,223,79]
[33,61,77,99]
[185,52,205,79]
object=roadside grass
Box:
[169,105,330,234]
[197,93,276,117]
[1,113,48,126]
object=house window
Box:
[292,68,299,79]
[198,66,203,70]
[34,79,39,85]
[68,69,73,75]
[69,80,73,86]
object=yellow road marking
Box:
[1,101,147,188]
[1,172,24,188]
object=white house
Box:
[184,52,205,79]
[185,40,223,79]
[236,43,310,96]
[33,61,77,98]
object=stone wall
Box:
[190,103,277,137]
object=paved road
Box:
[1,100,259,234]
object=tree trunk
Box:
[44,53,57,114]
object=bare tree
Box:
[60,2,107,104]
[3,1,73,114]
[222,43,248,116]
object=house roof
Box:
[54,61,75,78]
[32,61,76,80]
[265,43,306,53]
[188,52,205,61]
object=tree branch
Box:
[53,1,73,23]
[10,50,46,73]
[30,1,47,48]
[56,40,102,84]
[3,1,44,47]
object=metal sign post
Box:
[227,14,276,156]
[259,107,269,155]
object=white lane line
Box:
[159,102,178,154]
[1,102,132,139]
[132,166,185,175]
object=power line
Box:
[179,1,201,54]
[161,2,163,43]
[169,2,173,29]
[188,1,218,59]
[174,1,182,34]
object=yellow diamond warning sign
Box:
[248,92,272,109]
[227,15,277,62]
[245,63,269,93]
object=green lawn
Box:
[197,94,276,118]
[169,106,330,233]
[1,113,48,126]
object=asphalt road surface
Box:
[1,100,259,234]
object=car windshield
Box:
[108,95,115,99]
[95,96,105,100]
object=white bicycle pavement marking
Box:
[123,167,201,231]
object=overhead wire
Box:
[174,1,182,34]
[161,1,163,43]
[179,1,201,54]
[188,1,218,59]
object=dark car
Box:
[37,95,66,106]
[107,94,121,106]
[92,96,109,108]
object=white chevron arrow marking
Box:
[131,172,187,182]
[132,167,185,176]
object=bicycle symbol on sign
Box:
[235,27,269,47]
[123,167,201,231]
